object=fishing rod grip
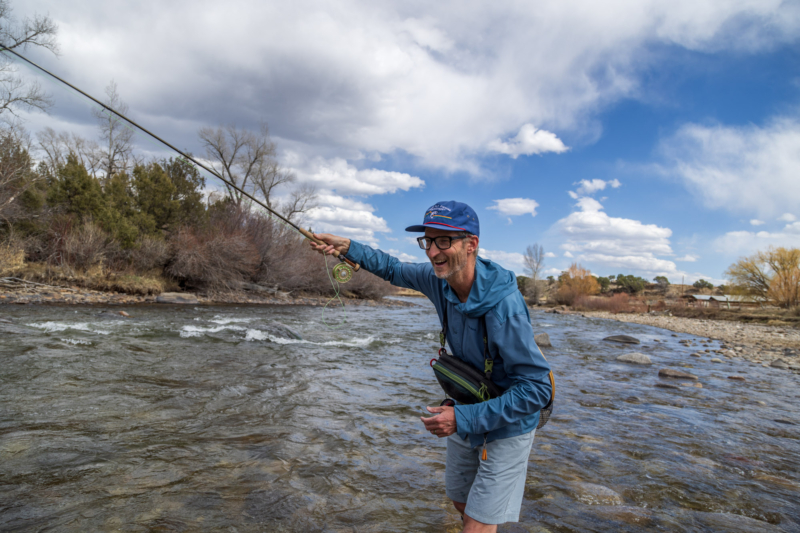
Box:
[301,228,361,272]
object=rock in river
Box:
[603,335,640,344]
[156,292,199,304]
[616,352,652,365]
[658,368,698,380]
[566,482,624,506]
[534,332,552,347]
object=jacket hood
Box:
[444,256,519,317]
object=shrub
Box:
[62,220,113,271]
[166,226,260,289]
[556,263,599,305]
[0,235,25,275]
[574,293,632,313]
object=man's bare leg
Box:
[452,501,497,533]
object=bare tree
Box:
[0,1,58,120]
[281,183,317,223]
[523,243,545,304]
[199,123,277,206]
[92,81,134,178]
[199,123,315,220]
[37,127,102,177]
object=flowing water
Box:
[1,299,798,532]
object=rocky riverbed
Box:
[0,283,410,308]
[581,310,800,374]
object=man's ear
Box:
[467,236,479,254]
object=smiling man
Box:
[311,201,552,532]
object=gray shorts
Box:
[445,430,535,525]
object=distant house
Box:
[684,294,764,309]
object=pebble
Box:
[616,352,652,365]
[727,376,746,381]
[603,335,641,344]
[658,368,699,380]
[711,358,723,363]
[655,382,681,390]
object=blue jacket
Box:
[345,241,552,447]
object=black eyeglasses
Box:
[417,236,467,250]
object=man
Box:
[311,201,552,532]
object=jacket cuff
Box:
[454,405,472,439]
[344,240,364,263]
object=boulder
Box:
[534,332,552,347]
[603,335,640,345]
[770,360,789,369]
[156,292,199,304]
[658,368,698,380]
[710,358,723,363]
[616,352,652,365]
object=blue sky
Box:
[14,0,800,284]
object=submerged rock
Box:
[728,375,746,381]
[658,368,698,380]
[616,352,652,365]
[156,292,199,304]
[603,335,640,344]
[655,382,681,390]
[566,482,624,506]
[534,332,552,347]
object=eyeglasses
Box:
[417,236,467,250]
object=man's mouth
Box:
[433,259,447,267]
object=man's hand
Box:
[310,233,351,256]
[421,405,457,438]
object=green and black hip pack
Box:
[429,306,555,430]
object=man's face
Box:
[424,228,472,280]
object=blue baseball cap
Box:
[405,201,480,236]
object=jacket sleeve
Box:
[344,240,439,296]
[453,311,552,436]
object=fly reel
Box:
[332,262,354,283]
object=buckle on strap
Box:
[484,359,493,377]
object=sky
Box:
[10,0,800,284]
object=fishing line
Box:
[0,45,361,319]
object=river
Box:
[1,299,798,532]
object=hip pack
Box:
[429,305,554,430]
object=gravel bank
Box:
[582,310,800,373]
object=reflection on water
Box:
[1,301,798,532]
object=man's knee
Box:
[452,500,466,514]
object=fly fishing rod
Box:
[0,44,360,282]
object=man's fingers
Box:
[426,406,444,414]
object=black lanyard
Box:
[439,303,494,380]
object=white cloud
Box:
[22,0,800,174]
[487,198,539,217]
[713,226,800,255]
[305,193,391,246]
[661,118,800,217]
[574,179,621,196]
[544,252,557,258]
[750,219,765,226]
[675,255,698,262]
[553,195,689,277]
[287,154,425,196]
[487,124,568,159]
[779,213,797,222]
[479,249,526,274]
[386,249,423,263]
